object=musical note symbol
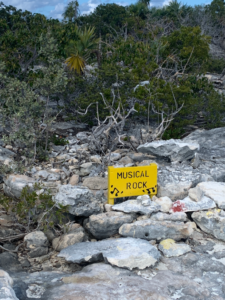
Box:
[111,187,119,196]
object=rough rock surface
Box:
[24,231,48,249]
[82,177,108,190]
[150,212,187,222]
[4,175,35,199]
[158,239,191,257]
[197,182,225,209]
[192,209,225,241]
[170,196,216,213]
[53,185,102,216]
[152,196,172,212]
[157,181,192,201]
[112,197,160,215]
[52,226,88,251]
[87,211,135,239]
[119,219,193,241]
[0,270,18,300]
[58,237,161,270]
[183,127,225,160]
[137,139,199,162]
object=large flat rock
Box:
[4,175,35,199]
[137,139,199,162]
[119,219,193,241]
[170,196,216,213]
[58,237,161,270]
[158,239,191,257]
[112,198,160,215]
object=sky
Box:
[3,0,211,20]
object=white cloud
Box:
[50,3,66,19]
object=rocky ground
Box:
[1,125,225,299]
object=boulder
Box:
[52,226,88,251]
[170,196,216,213]
[4,174,35,199]
[24,231,49,257]
[152,196,172,212]
[119,219,193,241]
[137,139,199,162]
[192,209,225,241]
[112,196,160,215]
[196,182,225,209]
[58,237,161,270]
[87,211,135,239]
[0,146,15,163]
[0,252,22,272]
[83,177,108,190]
[188,186,204,202]
[158,239,191,257]
[53,184,102,216]
[183,127,225,160]
[150,212,187,222]
[157,181,192,201]
[0,269,18,300]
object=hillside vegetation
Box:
[0,0,225,160]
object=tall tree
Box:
[62,1,80,23]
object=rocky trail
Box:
[1,125,225,300]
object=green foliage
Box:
[63,1,80,23]
[51,135,69,146]
[0,184,68,231]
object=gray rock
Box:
[112,198,160,215]
[183,127,225,160]
[191,153,201,168]
[76,131,90,142]
[151,212,187,222]
[83,177,107,190]
[152,196,172,212]
[28,247,48,258]
[197,182,225,209]
[105,152,121,161]
[157,181,192,201]
[52,226,88,251]
[0,270,18,300]
[58,237,161,270]
[188,186,204,202]
[128,152,155,162]
[4,175,35,199]
[158,239,191,257]
[87,211,135,239]
[53,184,102,216]
[170,196,216,213]
[24,231,48,249]
[192,209,225,241]
[119,219,193,241]
[137,139,199,162]
[0,252,22,272]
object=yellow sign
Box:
[107,164,157,205]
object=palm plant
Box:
[65,26,100,74]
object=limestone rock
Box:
[151,212,187,222]
[53,185,102,216]
[69,174,79,185]
[197,182,225,209]
[152,196,172,212]
[52,226,88,251]
[112,197,160,215]
[83,177,108,190]
[58,237,161,270]
[159,239,191,257]
[188,186,204,202]
[119,219,193,241]
[24,231,48,249]
[183,127,225,160]
[4,174,35,199]
[0,146,15,163]
[28,247,48,258]
[0,269,18,300]
[0,252,22,272]
[87,211,135,239]
[192,209,225,241]
[170,196,216,213]
[105,152,121,161]
[137,139,199,162]
[157,181,192,201]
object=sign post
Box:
[107,163,157,205]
